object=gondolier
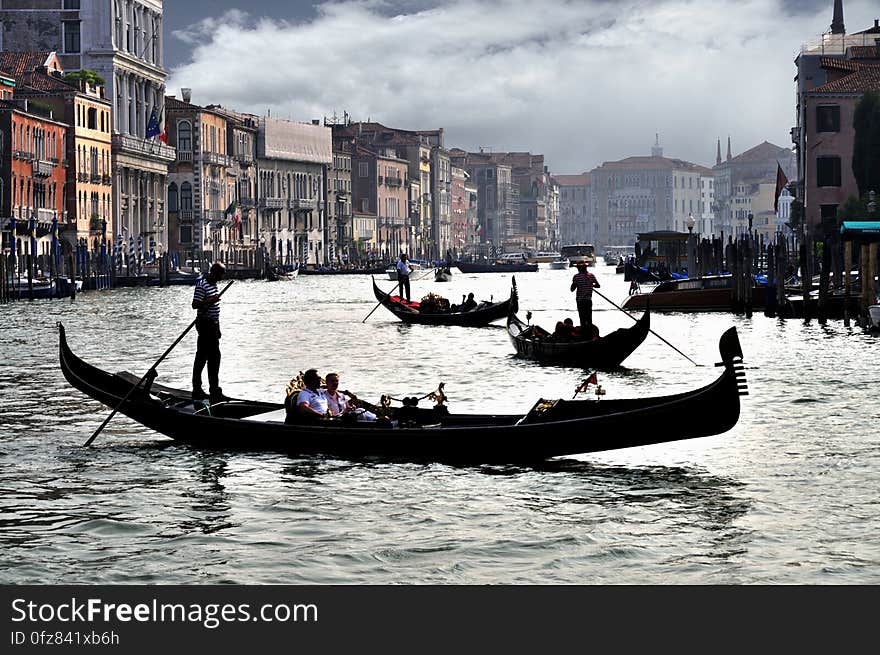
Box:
[396,253,412,302]
[570,262,600,334]
[192,261,227,402]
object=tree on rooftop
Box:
[61,69,106,88]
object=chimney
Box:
[181,88,192,103]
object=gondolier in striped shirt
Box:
[570,262,600,335]
[192,261,227,402]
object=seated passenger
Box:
[289,368,329,421]
[553,321,568,338]
[460,292,478,312]
[324,372,377,421]
[562,317,579,338]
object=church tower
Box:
[726,136,732,162]
[830,0,845,35]
[716,139,722,166]
[651,133,663,158]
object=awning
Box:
[840,221,880,242]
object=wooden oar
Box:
[82,280,235,447]
[592,287,700,366]
[362,268,433,323]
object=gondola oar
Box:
[82,280,235,447]
[362,268,434,323]
[592,287,700,367]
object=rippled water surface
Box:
[1,264,878,584]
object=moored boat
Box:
[622,274,769,313]
[58,323,747,464]
[371,277,511,326]
[454,260,538,273]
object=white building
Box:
[257,117,332,266]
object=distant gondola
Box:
[507,279,650,368]
[371,276,511,326]
[58,323,747,464]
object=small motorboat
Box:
[549,259,569,270]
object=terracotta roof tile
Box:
[848,45,880,60]
[0,51,55,77]
[812,63,880,93]
[17,71,76,93]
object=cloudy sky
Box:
[164,0,878,174]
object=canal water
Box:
[1,263,878,584]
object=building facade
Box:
[0,96,68,261]
[712,139,796,237]
[590,139,705,248]
[791,2,880,235]
[554,173,592,247]
[1,0,176,258]
[257,117,331,267]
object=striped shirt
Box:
[193,277,220,322]
[571,271,599,301]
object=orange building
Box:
[0,95,67,262]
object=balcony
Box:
[102,174,112,186]
[204,209,227,226]
[259,197,284,209]
[200,151,233,167]
[14,150,34,160]
[234,153,254,166]
[178,210,194,222]
[90,173,102,184]
[32,160,54,177]
[112,134,176,162]
[176,150,193,163]
[386,176,403,188]
[291,198,317,212]
[239,196,255,207]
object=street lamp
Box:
[686,213,696,277]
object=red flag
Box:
[774,162,788,213]
[574,372,598,395]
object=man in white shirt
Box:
[296,369,329,418]
[396,253,413,302]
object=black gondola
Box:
[371,277,511,326]
[507,280,650,368]
[58,323,747,464]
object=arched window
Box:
[180,182,192,211]
[177,120,191,152]
[167,182,178,212]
